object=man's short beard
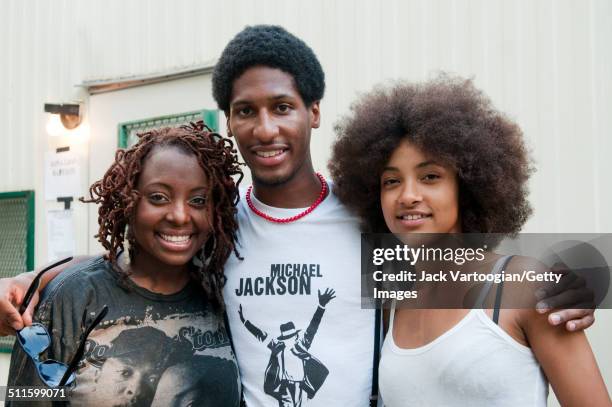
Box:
[252,164,302,188]
[253,173,292,187]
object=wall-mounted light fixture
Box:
[44,103,82,136]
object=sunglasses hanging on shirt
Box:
[16,257,108,387]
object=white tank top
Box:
[378,257,549,407]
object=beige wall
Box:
[0,1,610,404]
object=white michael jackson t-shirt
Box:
[224,185,375,407]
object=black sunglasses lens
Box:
[16,304,105,388]
[39,361,75,387]
[17,324,50,358]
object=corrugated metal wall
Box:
[0,0,610,401]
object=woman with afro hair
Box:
[9,122,243,406]
[330,76,609,406]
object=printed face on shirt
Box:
[227,66,321,187]
[152,362,209,407]
[94,355,162,406]
[151,355,240,407]
[380,139,461,235]
[280,332,301,347]
[131,146,211,271]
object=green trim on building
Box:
[0,190,35,271]
[26,191,35,271]
[118,125,128,150]
[203,110,219,133]
[117,109,219,149]
[0,191,31,200]
[0,190,35,352]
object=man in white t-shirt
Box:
[211,25,376,406]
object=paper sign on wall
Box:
[46,209,75,262]
[44,151,81,200]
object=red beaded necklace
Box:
[246,173,328,223]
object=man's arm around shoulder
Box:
[0,255,94,335]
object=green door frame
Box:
[0,190,35,270]
[118,109,219,149]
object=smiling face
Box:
[130,146,211,272]
[380,140,461,235]
[227,66,320,187]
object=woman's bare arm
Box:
[522,308,610,406]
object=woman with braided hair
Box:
[9,122,243,406]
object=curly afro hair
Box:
[330,75,534,235]
[81,121,243,310]
[212,25,325,112]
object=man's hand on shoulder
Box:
[0,272,36,335]
[0,255,96,336]
[536,262,596,332]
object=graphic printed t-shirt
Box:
[224,186,375,407]
[8,256,240,407]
